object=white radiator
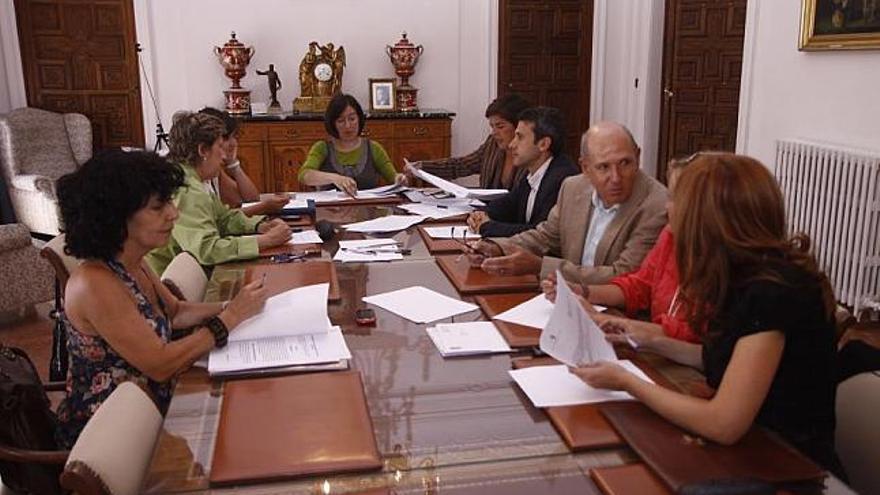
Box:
[775,139,880,314]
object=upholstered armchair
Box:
[0,107,92,236]
[0,223,53,317]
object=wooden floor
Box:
[0,302,55,382]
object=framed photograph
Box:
[369,78,396,112]
[800,0,880,51]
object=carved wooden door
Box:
[499,0,592,158]
[658,0,747,180]
[14,0,144,149]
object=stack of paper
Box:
[343,215,427,233]
[334,239,404,263]
[413,169,508,200]
[398,202,472,219]
[402,189,485,208]
[426,321,512,357]
[508,362,654,407]
[362,286,479,323]
[422,225,480,240]
[208,283,351,376]
[539,270,616,367]
[288,229,323,245]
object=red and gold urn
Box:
[386,32,424,112]
[213,32,256,114]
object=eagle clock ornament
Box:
[293,42,346,113]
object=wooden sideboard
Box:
[237,113,453,192]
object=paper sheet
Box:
[539,271,616,366]
[414,169,508,200]
[362,286,479,323]
[398,202,472,219]
[343,215,427,233]
[494,294,555,330]
[423,225,481,239]
[229,283,331,343]
[288,229,323,245]
[509,362,653,407]
[426,321,512,357]
[208,326,351,375]
[333,238,404,262]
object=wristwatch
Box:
[205,316,229,348]
[225,160,241,173]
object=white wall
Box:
[134,0,496,155]
[737,0,880,168]
[0,0,26,114]
[590,0,664,178]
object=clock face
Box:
[314,63,333,82]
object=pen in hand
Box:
[260,273,267,288]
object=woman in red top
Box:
[543,156,701,351]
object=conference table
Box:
[143,201,854,494]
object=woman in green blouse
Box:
[298,94,406,196]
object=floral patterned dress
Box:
[55,259,175,448]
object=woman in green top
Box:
[298,93,406,196]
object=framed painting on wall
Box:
[800,0,880,50]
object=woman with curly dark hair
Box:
[146,111,291,275]
[55,149,268,447]
[570,152,844,477]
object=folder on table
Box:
[435,254,539,295]
[590,464,671,495]
[475,292,541,348]
[245,260,340,301]
[511,357,625,451]
[599,401,826,491]
[209,371,382,486]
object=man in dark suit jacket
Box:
[468,106,579,237]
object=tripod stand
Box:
[153,122,170,154]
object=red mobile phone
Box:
[355,308,376,326]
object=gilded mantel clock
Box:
[293,41,346,113]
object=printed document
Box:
[539,271,616,366]
[334,238,404,262]
[398,202,472,219]
[508,362,654,407]
[494,294,606,330]
[209,326,351,375]
[426,322,512,357]
[362,286,479,323]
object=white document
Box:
[494,294,606,330]
[426,322,512,357]
[208,326,351,375]
[333,239,403,262]
[229,283,331,343]
[343,215,427,233]
[414,169,508,200]
[508,362,654,407]
[539,271,616,367]
[494,294,555,330]
[360,184,407,196]
[398,202,472,219]
[362,286,479,323]
[283,198,310,209]
[423,225,481,239]
[288,229,323,245]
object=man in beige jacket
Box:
[470,121,667,285]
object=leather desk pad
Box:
[590,463,671,495]
[245,260,340,301]
[435,254,539,295]
[474,292,541,348]
[416,224,467,254]
[209,371,382,486]
[599,401,825,491]
[511,357,625,451]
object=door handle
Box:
[663,88,675,99]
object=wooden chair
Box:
[160,251,208,302]
[40,233,81,297]
[59,382,163,495]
